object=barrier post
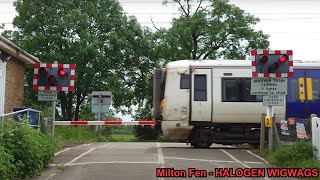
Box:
[260,113,266,153]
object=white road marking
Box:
[221,149,271,180]
[43,172,58,180]
[49,163,63,167]
[165,156,235,163]
[157,143,165,180]
[220,149,251,168]
[69,161,159,166]
[54,148,71,156]
[76,143,94,148]
[54,143,94,156]
[96,143,112,149]
[157,142,165,165]
[65,148,96,166]
[243,161,264,164]
[246,150,269,164]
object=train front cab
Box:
[286,68,320,119]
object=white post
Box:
[52,61,58,137]
[267,105,273,151]
[52,100,56,136]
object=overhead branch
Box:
[186,0,191,16]
[195,0,203,13]
[149,16,160,31]
[176,0,189,17]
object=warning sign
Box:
[262,95,284,106]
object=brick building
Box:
[0,35,40,115]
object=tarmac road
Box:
[27,142,301,180]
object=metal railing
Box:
[0,108,42,141]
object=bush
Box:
[134,126,158,140]
[269,140,316,167]
[0,146,16,180]
[2,119,54,179]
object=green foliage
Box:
[2,119,54,179]
[159,0,269,61]
[268,140,317,167]
[133,106,159,140]
[0,146,16,180]
[2,0,158,121]
[134,126,158,140]
[106,134,141,142]
[55,126,98,143]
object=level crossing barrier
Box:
[54,118,156,126]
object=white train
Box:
[153,59,298,148]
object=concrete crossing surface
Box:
[27,142,299,180]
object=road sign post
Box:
[91,91,112,138]
[251,50,293,152]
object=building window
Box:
[222,78,262,102]
[194,74,207,101]
[180,74,190,89]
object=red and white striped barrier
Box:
[55,120,156,126]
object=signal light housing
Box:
[33,63,76,91]
[251,50,293,77]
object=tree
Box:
[158,0,270,61]
[131,0,270,126]
[2,0,158,120]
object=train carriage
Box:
[153,60,320,148]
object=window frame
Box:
[194,74,207,101]
[221,77,262,102]
[180,74,190,89]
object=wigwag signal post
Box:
[250,50,293,151]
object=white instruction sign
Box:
[263,95,284,106]
[38,91,57,101]
[251,78,287,95]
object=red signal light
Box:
[279,55,288,63]
[48,75,57,85]
[58,68,66,77]
[39,67,47,76]
[271,62,279,70]
[260,55,268,63]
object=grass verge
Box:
[252,140,320,179]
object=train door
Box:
[190,68,212,123]
[286,69,320,118]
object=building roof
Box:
[0,35,40,65]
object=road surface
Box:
[27,142,298,180]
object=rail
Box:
[0,108,42,141]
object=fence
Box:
[275,116,311,143]
[0,108,42,141]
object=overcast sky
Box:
[1,0,320,61]
[1,0,320,120]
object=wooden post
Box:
[260,113,266,154]
[272,113,281,148]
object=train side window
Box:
[222,78,262,102]
[290,79,299,102]
[194,74,207,101]
[312,79,320,101]
[222,79,240,101]
[242,79,263,102]
[180,74,190,89]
